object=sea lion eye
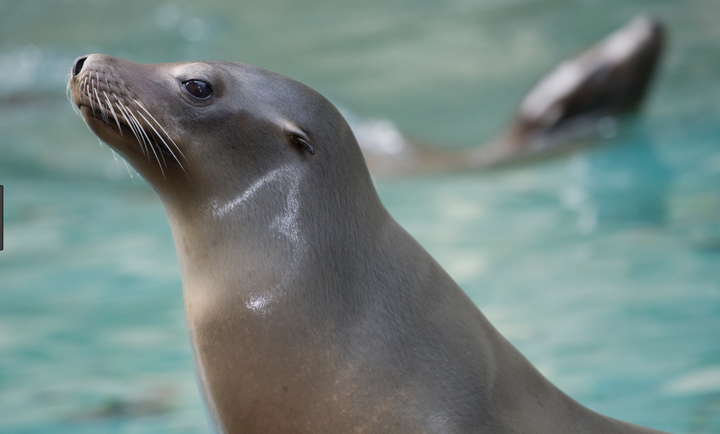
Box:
[183,80,213,100]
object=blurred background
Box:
[1,0,719,432]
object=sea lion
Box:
[70,53,667,433]
[358,15,665,176]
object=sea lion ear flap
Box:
[282,122,315,156]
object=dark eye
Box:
[183,80,213,100]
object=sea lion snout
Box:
[72,55,88,78]
[70,55,188,183]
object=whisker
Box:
[110,148,122,168]
[67,74,82,117]
[120,102,150,157]
[127,102,168,168]
[113,101,134,134]
[113,99,141,150]
[133,100,186,161]
[125,105,166,178]
[103,91,123,135]
[93,87,109,124]
[87,83,95,114]
[112,96,134,124]
[136,109,187,175]
[80,116,93,132]
[65,74,72,101]
[110,149,135,181]
[122,158,136,182]
[121,96,159,157]
[116,98,147,155]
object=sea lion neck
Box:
[161,148,390,298]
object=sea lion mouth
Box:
[80,102,127,135]
[71,59,186,175]
[80,100,172,158]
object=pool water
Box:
[1,1,719,433]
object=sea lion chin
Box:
[70,53,667,434]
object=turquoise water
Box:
[1,1,719,433]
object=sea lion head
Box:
[70,55,371,211]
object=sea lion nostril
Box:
[72,55,88,77]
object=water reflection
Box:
[2,0,719,433]
[560,120,671,232]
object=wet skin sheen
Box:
[70,48,668,434]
